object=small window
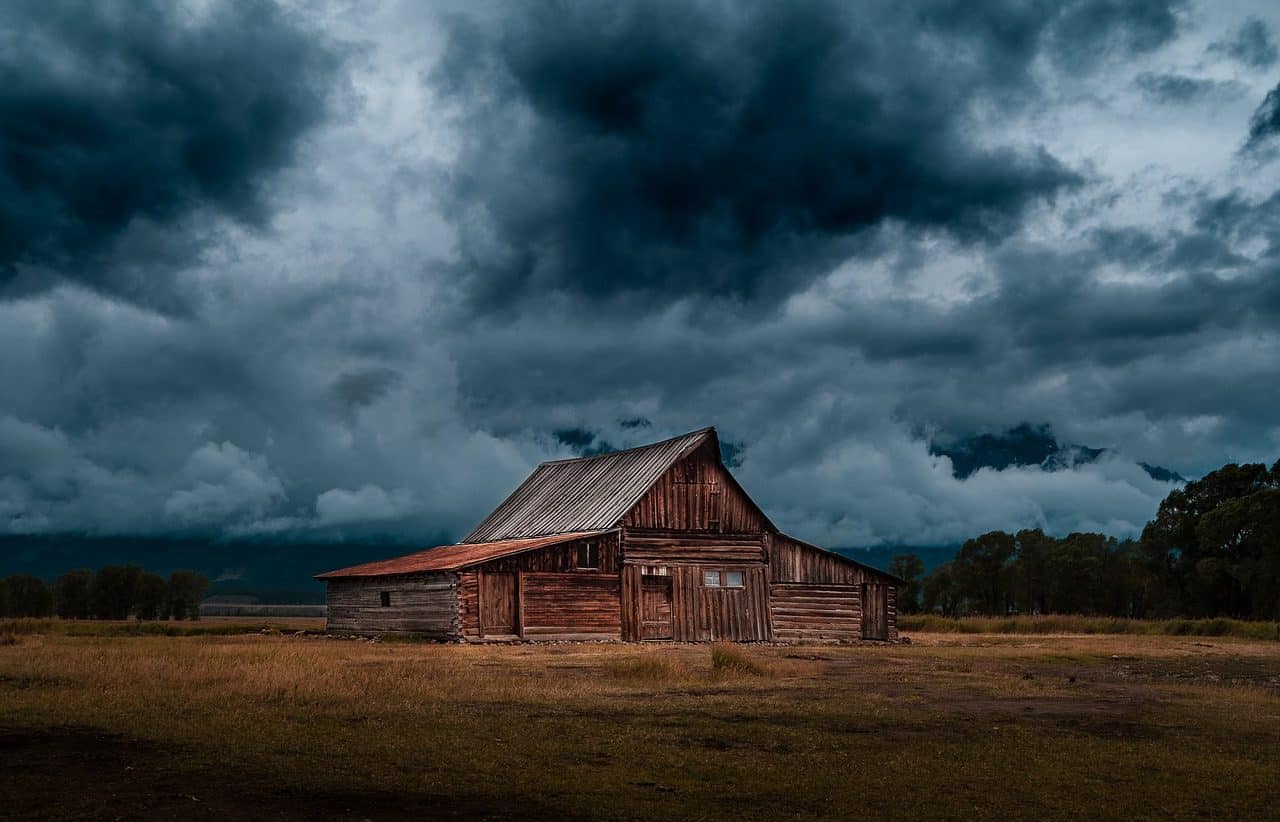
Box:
[379,591,391,608]
[723,570,744,588]
[703,570,722,587]
[577,541,599,569]
[708,518,721,532]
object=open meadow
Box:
[2,620,1278,821]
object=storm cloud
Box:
[431,0,1193,305]
[0,0,1278,555]
[0,0,340,300]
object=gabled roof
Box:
[461,427,717,543]
[315,530,611,579]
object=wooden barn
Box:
[316,427,900,642]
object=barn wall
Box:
[770,534,870,585]
[324,574,459,638]
[521,573,621,639]
[619,530,769,641]
[473,532,619,574]
[768,534,901,642]
[621,441,766,532]
[458,534,623,642]
[770,583,861,642]
[622,529,765,563]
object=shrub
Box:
[710,644,770,676]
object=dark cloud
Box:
[1135,72,1243,104]
[0,0,341,299]
[424,1,1203,306]
[1209,16,1278,68]
[3,0,1279,554]
[1246,83,1280,151]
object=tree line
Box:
[889,459,1280,620]
[0,567,210,621]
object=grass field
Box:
[2,621,1278,820]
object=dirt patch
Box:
[0,726,575,821]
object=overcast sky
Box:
[2,0,1278,548]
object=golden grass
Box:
[1,630,1278,820]
[899,614,1280,640]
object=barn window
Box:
[703,569,745,588]
[379,591,391,607]
[708,518,721,532]
[577,541,599,569]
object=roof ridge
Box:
[538,426,715,466]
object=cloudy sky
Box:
[2,0,1278,549]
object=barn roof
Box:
[461,426,718,543]
[314,530,611,579]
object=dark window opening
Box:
[379,591,391,608]
[708,518,721,532]
[577,541,599,569]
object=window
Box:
[577,541,599,569]
[708,518,721,532]
[702,569,745,588]
[379,591,391,608]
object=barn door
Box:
[862,583,889,641]
[640,575,674,640]
[480,572,519,637]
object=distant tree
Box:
[1141,462,1280,618]
[92,565,142,620]
[133,573,168,621]
[2,575,53,618]
[888,553,925,614]
[1194,487,1280,619]
[54,569,94,619]
[952,531,1016,615]
[922,562,960,616]
[1012,529,1054,614]
[167,571,210,621]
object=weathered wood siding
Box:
[623,529,765,563]
[458,533,623,641]
[521,573,621,639]
[770,583,861,642]
[324,574,458,638]
[619,536,770,642]
[622,442,766,533]
[771,533,869,584]
[768,534,899,642]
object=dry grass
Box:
[899,614,1280,640]
[1,628,1278,820]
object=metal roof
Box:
[461,427,716,542]
[314,530,612,579]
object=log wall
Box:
[770,583,861,643]
[324,574,459,638]
[768,534,900,642]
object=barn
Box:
[316,427,900,642]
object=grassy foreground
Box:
[898,614,1280,640]
[1,622,1278,820]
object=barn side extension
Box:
[317,427,901,642]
